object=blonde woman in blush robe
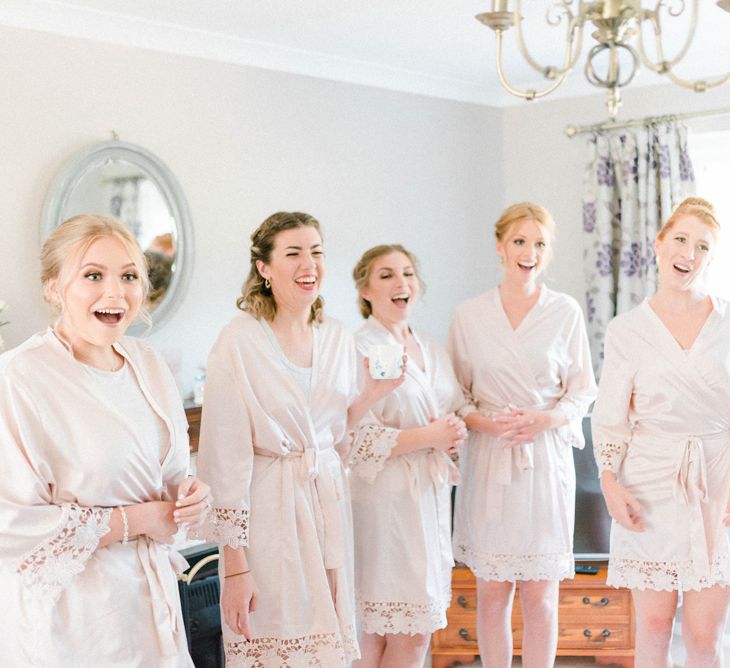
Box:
[349,245,466,668]
[0,215,210,667]
[448,203,597,668]
[593,197,730,668]
[193,212,403,668]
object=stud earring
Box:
[265,278,271,289]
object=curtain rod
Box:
[564,107,730,138]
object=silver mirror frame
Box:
[41,140,194,335]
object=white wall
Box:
[502,84,730,304]
[0,25,503,393]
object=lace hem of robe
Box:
[189,507,249,548]
[223,624,359,668]
[454,544,574,582]
[594,441,627,474]
[358,598,448,635]
[350,425,399,483]
[17,504,112,602]
[607,555,730,592]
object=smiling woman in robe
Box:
[349,245,466,668]
[194,212,402,668]
[593,197,730,668]
[0,214,210,667]
[448,202,597,668]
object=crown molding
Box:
[0,0,512,106]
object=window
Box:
[690,128,730,299]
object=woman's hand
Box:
[495,409,553,447]
[600,473,645,532]
[427,414,467,454]
[361,355,407,404]
[347,356,407,428]
[138,501,179,544]
[175,476,212,530]
[221,572,258,640]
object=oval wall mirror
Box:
[41,140,194,334]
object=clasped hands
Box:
[489,406,552,448]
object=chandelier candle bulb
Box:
[492,0,509,12]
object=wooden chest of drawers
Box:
[431,563,634,668]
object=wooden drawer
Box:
[558,588,631,620]
[510,587,630,621]
[513,623,631,650]
[449,587,477,613]
[434,617,480,650]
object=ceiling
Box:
[2,0,729,107]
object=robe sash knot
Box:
[253,446,345,570]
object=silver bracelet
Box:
[117,506,129,544]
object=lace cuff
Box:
[190,506,249,548]
[350,425,399,483]
[557,418,585,449]
[17,504,112,602]
[595,441,627,475]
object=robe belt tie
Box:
[404,450,461,500]
[673,437,709,506]
[673,436,710,578]
[253,446,344,570]
[479,399,557,523]
[135,537,189,657]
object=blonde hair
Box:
[495,202,556,243]
[657,196,720,242]
[40,214,150,321]
[352,244,424,319]
[237,211,324,324]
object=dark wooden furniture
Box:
[185,404,202,452]
[431,562,635,668]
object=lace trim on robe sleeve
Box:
[595,441,628,475]
[16,504,112,602]
[350,425,399,483]
[189,507,249,548]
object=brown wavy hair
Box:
[352,244,424,319]
[237,211,325,323]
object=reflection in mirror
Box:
[42,141,193,333]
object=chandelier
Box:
[476,1,730,117]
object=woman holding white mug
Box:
[350,244,466,668]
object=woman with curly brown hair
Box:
[195,212,401,667]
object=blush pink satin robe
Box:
[448,287,596,581]
[194,312,359,668]
[350,317,464,635]
[593,299,730,591]
[0,329,192,667]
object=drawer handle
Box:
[582,596,609,607]
[583,629,611,641]
[458,628,478,643]
[457,595,476,611]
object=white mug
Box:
[368,344,405,380]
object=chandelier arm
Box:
[661,68,730,92]
[637,0,699,73]
[494,30,569,100]
[512,0,583,78]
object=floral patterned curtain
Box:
[582,122,695,377]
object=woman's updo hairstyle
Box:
[352,244,424,319]
[40,214,150,317]
[237,211,324,324]
[656,196,720,242]
[495,202,555,243]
